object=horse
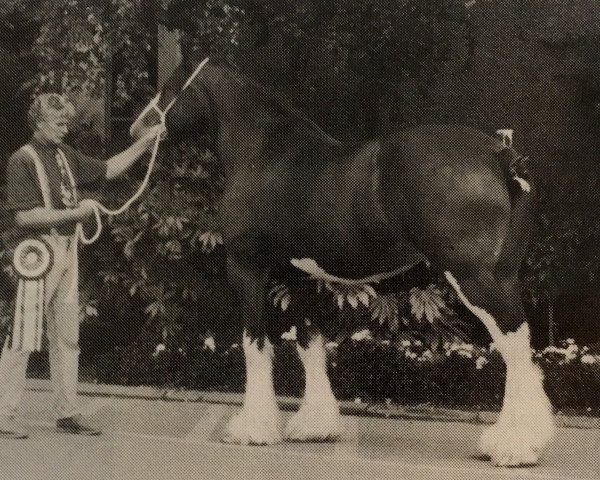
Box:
[130,57,555,467]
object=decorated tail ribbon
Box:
[65,57,210,299]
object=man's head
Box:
[28,93,75,145]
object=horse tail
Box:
[495,147,536,277]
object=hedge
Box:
[75,334,600,416]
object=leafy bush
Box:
[90,333,600,414]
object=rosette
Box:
[10,238,53,351]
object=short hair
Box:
[27,93,75,130]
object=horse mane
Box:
[208,60,353,152]
[253,84,344,149]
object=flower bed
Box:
[91,333,600,416]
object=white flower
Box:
[566,338,575,345]
[351,329,372,342]
[153,343,166,357]
[419,350,433,362]
[581,354,596,365]
[281,326,297,341]
[476,356,489,370]
[203,336,216,352]
[400,340,412,348]
[325,341,339,349]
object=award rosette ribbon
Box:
[11,238,53,351]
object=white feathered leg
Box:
[285,334,342,441]
[445,272,555,467]
[223,332,282,445]
[478,323,556,466]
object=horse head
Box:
[130,57,214,144]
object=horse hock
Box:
[445,272,556,467]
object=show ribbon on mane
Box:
[64,57,211,300]
[11,145,55,351]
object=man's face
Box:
[35,112,70,145]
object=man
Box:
[0,93,163,438]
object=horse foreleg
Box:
[223,258,282,445]
[445,271,555,467]
[285,331,342,441]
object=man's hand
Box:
[106,124,167,180]
[139,124,166,151]
[75,199,97,222]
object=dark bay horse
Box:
[130,58,555,467]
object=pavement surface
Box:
[0,382,598,480]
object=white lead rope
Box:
[66,58,210,299]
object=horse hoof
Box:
[478,421,554,467]
[222,410,282,446]
[284,402,342,442]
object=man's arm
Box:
[15,204,92,229]
[105,125,164,180]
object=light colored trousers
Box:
[0,235,80,419]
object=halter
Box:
[65,58,210,298]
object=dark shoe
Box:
[56,415,101,436]
[0,416,28,439]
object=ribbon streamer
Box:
[11,238,53,351]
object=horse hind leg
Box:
[285,328,342,442]
[223,258,282,445]
[445,270,555,467]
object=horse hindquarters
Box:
[378,127,554,465]
[223,257,282,445]
[440,146,554,466]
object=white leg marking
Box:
[444,272,503,343]
[223,332,282,445]
[285,334,342,442]
[445,272,556,467]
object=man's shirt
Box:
[5,137,107,236]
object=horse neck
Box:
[206,73,349,176]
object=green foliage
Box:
[91,333,600,414]
[88,140,233,349]
[1,0,156,107]
[163,0,244,62]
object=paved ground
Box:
[0,388,598,480]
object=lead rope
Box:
[65,57,210,299]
